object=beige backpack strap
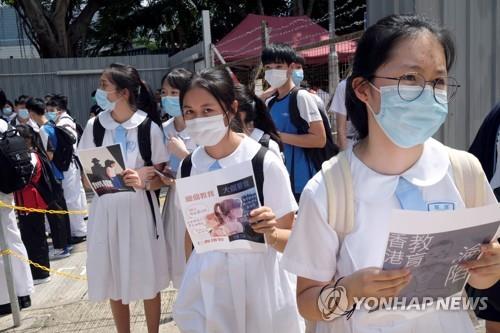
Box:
[447,147,487,208]
[321,151,354,243]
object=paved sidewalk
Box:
[0,241,180,332]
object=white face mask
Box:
[185,114,228,147]
[264,69,289,88]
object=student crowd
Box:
[0,14,499,333]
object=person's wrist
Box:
[266,228,278,247]
[336,275,356,308]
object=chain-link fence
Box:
[215,31,361,102]
[213,31,362,140]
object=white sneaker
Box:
[34,277,51,285]
[49,249,71,260]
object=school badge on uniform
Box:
[427,202,455,211]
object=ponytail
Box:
[138,80,162,128]
[234,84,283,151]
[104,63,161,127]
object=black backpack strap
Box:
[138,118,152,165]
[289,88,309,134]
[181,153,193,178]
[251,146,267,205]
[92,116,105,147]
[137,117,159,239]
[258,133,271,148]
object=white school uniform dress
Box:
[329,80,358,149]
[0,119,34,305]
[173,136,305,333]
[249,128,282,160]
[282,138,498,333]
[57,112,87,237]
[161,117,197,288]
[78,110,169,303]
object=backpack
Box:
[258,133,271,149]
[75,121,84,144]
[0,126,34,194]
[51,119,77,172]
[321,147,489,245]
[268,87,339,170]
[93,115,159,239]
[181,146,267,206]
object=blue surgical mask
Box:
[95,88,116,111]
[161,96,182,117]
[2,107,12,116]
[292,69,304,86]
[368,85,448,148]
[46,111,58,122]
[18,108,30,120]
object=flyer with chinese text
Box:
[175,161,265,253]
[382,204,500,304]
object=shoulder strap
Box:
[181,153,193,178]
[258,133,271,148]
[447,147,487,208]
[92,117,105,147]
[289,88,309,133]
[267,93,279,110]
[138,118,152,166]
[251,146,267,205]
[321,151,354,244]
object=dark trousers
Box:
[18,212,50,280]
[46,197,71,249]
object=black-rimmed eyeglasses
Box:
[370,72,460,104]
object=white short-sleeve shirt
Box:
[162,117,197,161]
[186,135,297,219]
[282,138,497,333]
[296,89,323,124]
[78,110,167,168]
[329,80,358,140]
[56,112,78,150]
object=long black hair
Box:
[234,84,283,150]
[180,68,242,130]
[345,14,455,139]
[161,68,193,91]
[103,63,162,127]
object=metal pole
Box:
[328,0,340,96]
[261,20,269,48]
[202,10,212,69]
[0,212,22,327]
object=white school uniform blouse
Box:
[281,138,497,333]
[78,110,169,303]
[173,135,304,333]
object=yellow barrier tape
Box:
[0,200,87,215]
[0,248,87,281]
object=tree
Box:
[1,0,112,57]
[2,0,365,57]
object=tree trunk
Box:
[13,0,104,58]
[306,0,316,17]
[256,0,265,15]
[296,0,304,15]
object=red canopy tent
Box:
[215,14,356,65]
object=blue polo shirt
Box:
[42,122,64,180]
[269,90,322,194]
